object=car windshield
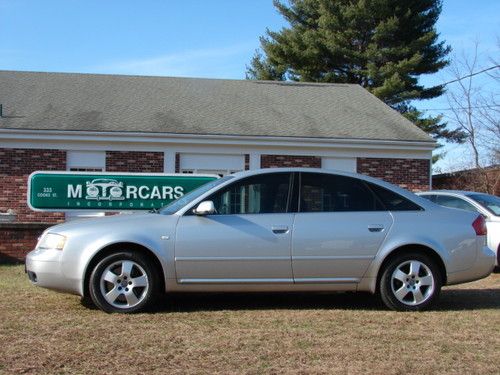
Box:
[467,193,500,216]
[160,175,234,215]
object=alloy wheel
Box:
[99,260,149,309]
[390,260,435,306]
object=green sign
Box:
[28,172,217,211]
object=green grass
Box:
[0,265,499,374]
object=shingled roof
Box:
[0,70,433,142]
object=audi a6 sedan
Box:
[26,168,495,313]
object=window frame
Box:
[187,171,295,216]
[296,172,423,213]
[297,172,386,213]
[365,181,424,212]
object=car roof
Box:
[229,168,434,209]
[230,168,384,186]
[418,190,482,196]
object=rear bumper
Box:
[25,248,81,295]
[447,246,495,285]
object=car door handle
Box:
[368,225,384,232]
[271,225,289,234]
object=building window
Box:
[66,151,106,220]
[179,154,245,177]
[180,168,240,177]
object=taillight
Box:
[472,215,487,236]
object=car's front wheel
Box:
[379,252,442,311]
[89,251,159,313]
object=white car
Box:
[418,190,500,267]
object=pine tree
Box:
[247,0,465,144]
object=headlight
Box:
[37,233,67,251]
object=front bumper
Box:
[26,248,81,295]
[447,246,496,285]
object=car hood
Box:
[44,212,178,236]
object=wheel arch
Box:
[375,244,447,293]
[82,242,166,299]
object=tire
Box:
[89,251,159,313]
[379,252,442,311]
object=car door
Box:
[174,172,295,284]
[292,172,393,283]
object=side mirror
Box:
[193,201,216,216]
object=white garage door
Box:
[322,157,357,172]
[179,153,245,176]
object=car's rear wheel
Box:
[380,252,442,311]
[89,251,159,313]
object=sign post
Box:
[28,172,217,211]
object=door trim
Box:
[293,255,375,260]
[294,277,361,284]
[178,278,294,284]
[175,256,290,261]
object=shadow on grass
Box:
[140,287,500,313]
[436,288,500,311]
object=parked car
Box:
[26,169,495,313]
[417,190,500,268]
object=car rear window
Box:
[467,193,500,216]
[367,183,423,211]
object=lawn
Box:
[0,265,499,374]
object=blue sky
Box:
[1,0,499,171]
[0,0,287,78]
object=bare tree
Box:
[445,41,500,194]
[481,38,500,165]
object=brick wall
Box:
[261,155,322,168]
[357,157,430,191]
[0,148,66,262]
[106,151,164,172]
[0,148,66,223]
[0,223,52,263]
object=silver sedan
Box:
[26,168,495,313]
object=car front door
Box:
[174,172,295,284]
[292,172,393,283]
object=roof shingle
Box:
[0,70,433,142]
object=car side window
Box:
[208,173,292,215]
[436,195,478,212]
[429,195,438,203]
[419,194,437,203]
[368,183,423,211]
[299,173,384,212]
